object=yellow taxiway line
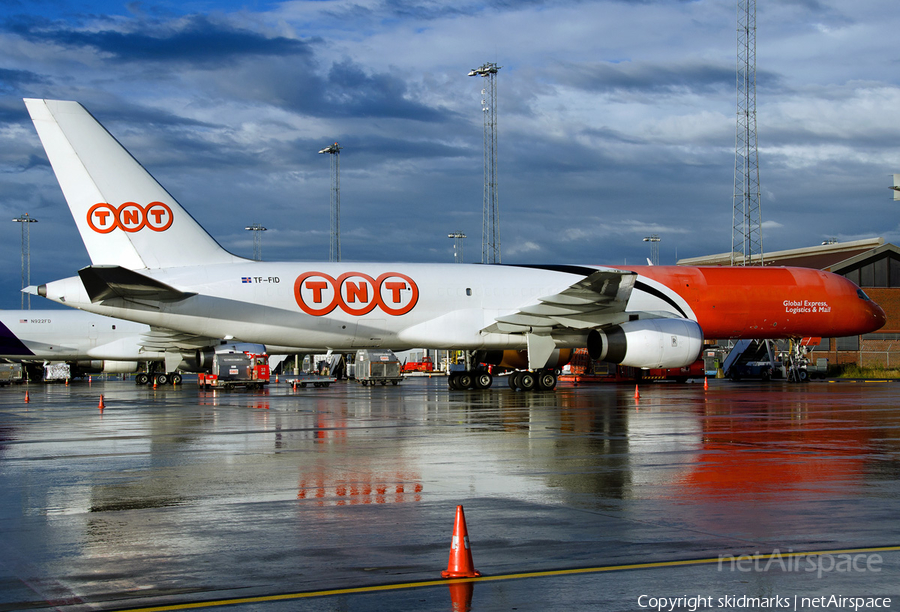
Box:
[112,545,900,612]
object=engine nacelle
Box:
[73,360,139,374]
[595,318,704,369]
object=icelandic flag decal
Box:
[242,277,252,283]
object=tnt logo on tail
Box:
[87,202,173,233]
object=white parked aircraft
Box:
[24,99,886,391]
[0,308,269,384]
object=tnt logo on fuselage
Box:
[87,202,173,233]
[294,272,418,317]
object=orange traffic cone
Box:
[634,384,640,400]
[442,505,481,578]
[98,395,105,410]
[704,376,709,390]
[447,580,475,612]
[24,390,30,403]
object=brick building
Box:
[678,238,900,368]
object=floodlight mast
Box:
[12,213,38,309]
[448,231,466,263]
[642,234,661,266]
[319,142,343,262]
[244,223,267,261]
[469,62,501,264]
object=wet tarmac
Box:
[0,376,898,612]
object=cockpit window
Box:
[857,289,871,301]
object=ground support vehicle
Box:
[355,350,402,386]
[198,345,270,390]
[288,373,337,388]
[43,362,71,382]
[0,363,24,385]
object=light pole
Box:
[448,232,466,263]
[468,62,501,264]
[244,223,267,260]
[12,213,38,308]
[643,234,660,266]
[319,142,342,262]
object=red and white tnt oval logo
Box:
[294,272,418,317]
[87,202,173,233]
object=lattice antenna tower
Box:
[732,0,763,266]
[469,62,501,264]
[319,143,343,262]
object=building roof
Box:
[676,237,884,269]
[826,242,900,273]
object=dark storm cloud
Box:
[0,67,46,90]
[558,60,779,96]
[323,60,448,121]
[5,13,313,66]
[209,54,453,122]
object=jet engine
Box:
[73,360,139,374]
[478,318,702,371]
[593,318,704,369]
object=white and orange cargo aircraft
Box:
[24,99,886,391]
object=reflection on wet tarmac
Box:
[0,378,897,611]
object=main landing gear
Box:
[507,369,558,391]
[447,368,558,391]
[447,369,494,390]
[135,372,183,386]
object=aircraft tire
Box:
[508,371,521,390]
[457,372,474,390]
[135,373,149,386]
[474,371,492,389]
[536,370,557,391]
[171,373,182,385]
[156,373,169,385]
[519,371,536,391]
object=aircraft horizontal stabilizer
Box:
[79,266,194,303]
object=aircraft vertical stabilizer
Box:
[25,99,243,269]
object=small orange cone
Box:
[634,384,640,400]
[704,376,709,390]
[153,379,157,389]
[442,505,481,578]
[98,395,105,410]
[24,390,30,403]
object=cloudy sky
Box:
[1,0,899,309]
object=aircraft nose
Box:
[869,301,887,332]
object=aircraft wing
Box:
[482,268,637,334]
[79,266,195,303]
[140,327,222,352]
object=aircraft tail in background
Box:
[24,99,244,270]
